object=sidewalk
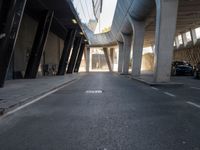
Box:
[0,74,81,116]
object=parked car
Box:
[171,61,194,76]
[194,62,200,79]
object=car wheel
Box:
[194,71,198,78]
[172,69,177,76]
[197,72,200,79]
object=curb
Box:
[131,76,184,87]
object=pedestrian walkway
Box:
[0,74,81,115]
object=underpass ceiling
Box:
[144,0,200,47]
[25,0,87,41]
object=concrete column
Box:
[121,33,132,74]
[103,47,113,72]
[110,48,114,63]
[154,0,179,82]
[191,29,197,45]
[86,47,90,72]
[182,33,188,47]
[129,16,145,76]
[67,37,83,74]
[175,37,180,48]
[118,42,124,73]
[0,0,27,87]
[25,10,54,79]
[57,29,77,75]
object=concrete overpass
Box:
[86,0,200,83]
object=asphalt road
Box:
[0,73,200,150]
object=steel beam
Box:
[57,29,77,75]
[24,10,54,79]
[0,0,27,88]
[67,37,83,74]
[74,43,85,73]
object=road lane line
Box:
[151,87,159,91]
[1,79,78,119]
[186,101,200,109]
[164,92,176,97]
[190,87,200,90]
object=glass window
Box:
[178,35,183,44]
[195,27,200,39]
[186,31,192,42]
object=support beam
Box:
[25,10,54,79]
[118,42,124,73]
[175,37,180,48]
[154,0,179,82]
[121,33,132,74]
[103,47,113,72]
[182,33,188,47]
[86,47,90,72]
[191,29,197,45]
[67,37,83,74]
[57,29,77,75]
[0,0,27,87]
[110,48,114,64]
[129,16,145,76]
[74,43,85,73]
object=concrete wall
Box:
[141,53,154,71]
[44,32,64,72]
[14,14,64,77]
[141,45,200,73]
[174,45,200,65]
[14,14,38,75]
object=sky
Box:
[73,0,117,33]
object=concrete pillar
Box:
[118,42,124,73]
[67,37,82,74]
[175,37,180,48]
[25,10,54,79]
[154,0,179,82]
[103,47,113,72]
[57,29,77,75]
[110,48,114,64]
[74,43,85,73]
[129,16,145,76]
[191,29,197,45]
[182,33,188,47]
[86,47,90,72]
[0,0,27,87]
[121,33,132,74]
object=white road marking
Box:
[85,90,103,94]
[190,87,200,90]
[186,101,200,109]
[164,92,176,97]
[151,87,159,91]
[1,79,77,119]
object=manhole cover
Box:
[85,90,103,94]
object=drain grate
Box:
[85,90,103,94]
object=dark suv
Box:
[194,62,200,79]
[171,61,193,76]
